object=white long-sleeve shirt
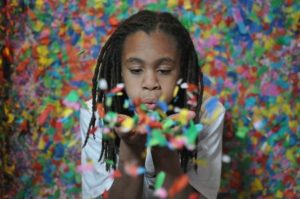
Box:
[81,97,225,199]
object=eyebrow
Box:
[124,57,176,65]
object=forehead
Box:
[122,30,179,61]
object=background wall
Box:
[1,0,299,198]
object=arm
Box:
[80,101,113,199]
[150,111,207,198]
[186,99,225,199]
[81,103,147,199]
[108,141,145,199]
[108,120,147,199]
[151,147,203,199]
[151,99,225,199]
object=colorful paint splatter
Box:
[1,0,299,198]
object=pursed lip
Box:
[142,98,157,104]
[142,98,157,109]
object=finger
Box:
[134,125,147,134]
[114,126,132,140]
[114,123,144,135]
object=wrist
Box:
[151,146,183,176]
[119,140,146,165]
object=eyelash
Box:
[157,69,171,75]
[129,69,172,75]
[129,69,142,74]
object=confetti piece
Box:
[120,116,135,133]
[222,154,231,163]
[98,78,108,90]
[204,97,218,115]
[76,162,94,173]
[65,91,79,102]
[154,188,168,199]
[124,163,145,177]
[155,171,166,190]
[168,175,189,198]
[236,126,249,139]
[110,169,122,179]
[193,158,208,167]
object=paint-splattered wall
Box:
[1,0,299,198]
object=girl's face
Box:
[121,30,180,109]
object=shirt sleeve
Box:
[81,100,113,199]
[186,98,225,199]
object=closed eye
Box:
[157,69,172,75]
[129,68,143,74]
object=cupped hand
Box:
[163,110,196,132]
[114,114,147,155]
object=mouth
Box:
[142,99,157,110]
[144,103,156,110]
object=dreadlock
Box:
[83,10,204,172]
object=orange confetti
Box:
[109,16,119,26]
[97,103,105,118]
[168,175,189,198]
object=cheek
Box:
[123,78,140,98]
[161,84,177,102]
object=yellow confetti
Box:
[250,178,263,192]
[38,137,45,150]
[264,36,275,51]
[167,0,177,8]
[94,0,106,9]
[121,117,134,132]
[62,108,74,117]
[37,45,49,56]
[275,190,283,198]
[193,158,208,167]
[282,104,292,115]
[173,86,179,97]
[286,147,296,163]
[5,164,15,175]
[183,0,192,10]
[35,0,44,9]
[261,142,271,155]
[179,109,189,125]
[7,113,14,124]
[32,20,44,32]
[201,105,224,125]
[288,120,297,130]
[68,139,77,147]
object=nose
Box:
[142,71,160,90]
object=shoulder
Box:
[80,99,94,117]
[80,99,99,125]
[81,99,93,112]
[200,92,225,126]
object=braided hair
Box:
[83,10,204,171]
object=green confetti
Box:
[186,122,202,144]
[65,90,79,102]
[149,129,167,147]
[162,118,175,129]
[154,171,166,189]
[236,126,249,139]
